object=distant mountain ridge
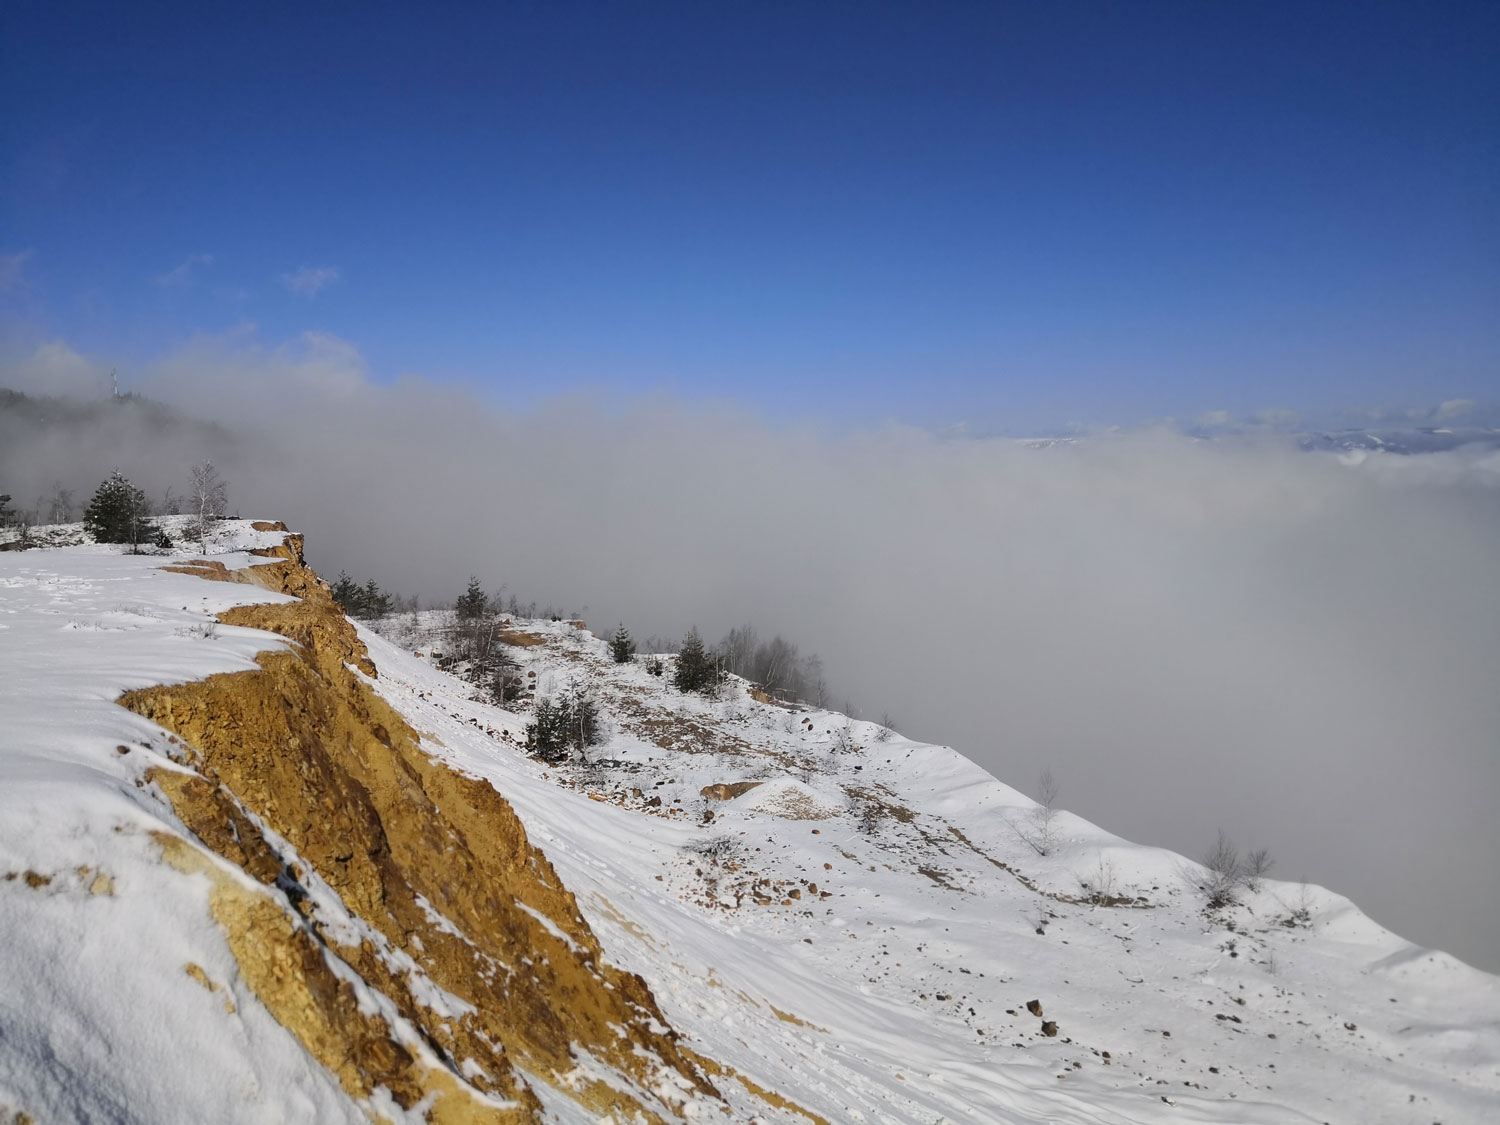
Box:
[1293,426,1500,454]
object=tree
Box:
[330,571,393,619]
[455,576,489,620]
[83,472,160,550]
[1014,768,1060,857]
[1197,830,1243,910]
[527,698,570,764]
[492,662,524,705]
[188,461,228,553]
[609,623,636,664]
[564,684,601,754]
[752,635,799,696]
[0,493,11,526]
[360,578,392,618]
[719,624,758,677]
[674,627,721,694]
[525,683,602,763]
[805,654,828,708]
[331,571,361,611]
[45,487,74,524]
[1243,848,1275,893]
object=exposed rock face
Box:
[125,539,719,1122]
[699,781,764,801]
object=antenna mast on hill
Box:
[110,368,119,398]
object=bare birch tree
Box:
[188,461,228,553]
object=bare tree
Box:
[719,624,759,677]
[1197,830,1243,909]
[188,461,228,554]
[805,654,828,708]
[753,635,799,697]
[1243,847,1275,893]
[46,487,74,524]
[1016,768,1061,856]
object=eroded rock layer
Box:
[123,537,718,1123]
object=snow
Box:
[4,522,1499,1124]
[365,614,1500,1123]
[0,522,362,1123]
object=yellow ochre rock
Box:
[125,532,720,1123]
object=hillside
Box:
[1,520,1497,1124]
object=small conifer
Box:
[609,624,636,664]
[82,472,157,549]
[455,576,489,620]
[673,627,720,694]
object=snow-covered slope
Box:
[2,522,1497,1124]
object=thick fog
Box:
[4,335,1499,972]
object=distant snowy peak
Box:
[1008,425,1500,455]
[1294,427,1500,455]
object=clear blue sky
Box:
[3,1,1496,432]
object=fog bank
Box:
[5,334,1499,971]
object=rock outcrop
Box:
[123,536,719,1122]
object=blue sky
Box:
[2,1,1496,432]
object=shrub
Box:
[687,835,743,864]
[1198,830,1242,909]
[1194,831,1273,910]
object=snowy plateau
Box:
[1,519,1497,1125]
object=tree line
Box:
[2,463,230,554]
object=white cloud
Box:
[2,340,109,396]
[156,253,214,286]
[0,249,33,293]
[1195,409,1232,428]
[1434,398,1477,422]
[279,265,341,297]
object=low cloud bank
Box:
[5,334,1499,971]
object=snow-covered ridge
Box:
[2,521,1498,1124]
[368,610,1500,1123]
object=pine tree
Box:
[455,576,488,620]
[330,571,394,619]
[525,684,602,763]
[331,571,361,612]
[82,472,157,548]
[526,698,571,763]
[361,578,392,618]
[609,623,636,664]
[0,493,12,526]
[674,627,720,694]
